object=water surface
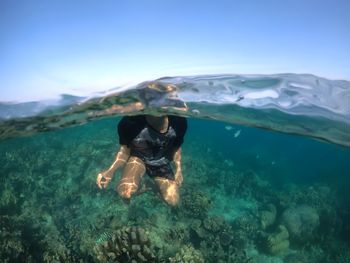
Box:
[1,74,350,262]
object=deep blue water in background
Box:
[188,117,350,186]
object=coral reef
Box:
[93,226,157,262]
[189,216,250,262]
[226,250,252,263]
[220,169,275,204]
[232,213,259,244]
[259,203,277,230]
[169,244,205,263]
[0,216,28,262]
[1,117,349,262]
[281,205,319,243]
[283,253,308,263]
[258,225,289,255]
[180,189,212,219]
[166,223,190,246]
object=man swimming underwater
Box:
[96,114,187,206]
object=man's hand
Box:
[96,145,130,190]
[173,147,183,187]
[174,169,183,187]
[96,170,113,189]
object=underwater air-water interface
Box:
[1,74,350,263]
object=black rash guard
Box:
[117,115,187,179]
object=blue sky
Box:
[1,0,349,101]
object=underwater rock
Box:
[258,225,290,255]
[259,204,277,230]
[93,226,157,262]
[169,244,205,263]
[281,205,319,243]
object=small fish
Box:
[225,125,233,131]
[234,129,241,138]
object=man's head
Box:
[145,114,167,123]
[139,81,188,111]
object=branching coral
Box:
[232,213,259,243]
[222,170,275,204]
[188,216,249,262]
[203,216,227,233]
[0,216,27,262]
[93,226,157,262]
[180,189,212,219]
[259,204,277,230]
[169,244,205,263]
[166,224,190,245]
[258,225,290,255]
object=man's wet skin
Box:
[117,156,146,199]
[154,177,180,206]
[116,156,180,205]
[96,113,187,206]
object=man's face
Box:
[146,115,167,123]
[146,114,167,121]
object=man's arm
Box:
[105,145,130,174]
[96,145,130,189]
[173,147,183,186]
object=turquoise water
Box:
[1,116,350,262]
[1,74,350,262]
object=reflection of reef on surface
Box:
[0,117,350,262]
[2,74,350,147]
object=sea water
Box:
[0,74,350,262]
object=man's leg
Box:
[154,177,180,206]
[117,156,146,201]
